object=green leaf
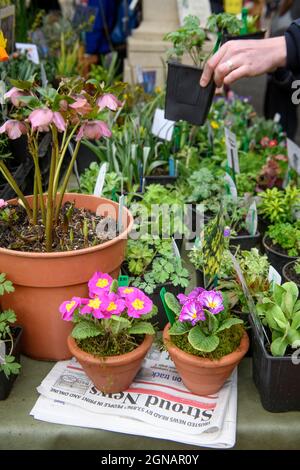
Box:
[71,321,103,340]
[169,321,191,335]
[282,282,299,308]
[129,322,155,335]
[217,317,244,333]
[110,315,131,334]
[0,309,17,325]
[17,96,41,108]
[292,311,300,330]
[266,305,288,330]
[287,327,300,346]
[9,78,34,90]
[110,280,119,294]
[271,336,289,357]
[188,325,219,352]
[273,284,285,306]
[164,292,181,316]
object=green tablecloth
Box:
[0,357,299,450]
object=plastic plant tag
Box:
[118,195,125,233]
[171,237,181,259]
[169,157,175,176]
[241,7,248,34]
[268,266,282,290]
[207,122,214,151]
[0,340,5,365]
[16,43,40,64]
[273,113,281,123]
[287,138,300,175]
[225,128,240,175]
[152,109,175,142]
[40,62,48,87]
[160,287,176,326]
[224,173,238,201]
[118,275,129,287]
[93,162,107,197]
[0,80,5,105]
[245,201,258,236]
[202,207,225,289]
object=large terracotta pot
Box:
[163,323,249,395]
[0,194,134,361]
[67,334,153,394]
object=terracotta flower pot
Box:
[163,323,249,395]
[0,193,134,361]
[67,334,153,394]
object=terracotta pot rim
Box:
[68,334,154,366]
[163,323,249,368]
[263,235,298,261]
[0,193,134,259]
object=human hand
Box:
[200,37,287,88]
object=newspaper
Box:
[31,349,238,448]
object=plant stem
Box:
[0,161,32,219]
[45,128,58,251]
[32,174,38,225]
[55,139,81,220]
[29,135,46,224]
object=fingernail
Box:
[200,78,206,87]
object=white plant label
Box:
[245,201,258,236]
[268,266,282,289]
[135,65,144,84]
[93,162,107,197]
[225,128,240,174]
[152,109,175,142]
[0,340,5,365]
[287,138,300,175]
[171,237,181,259]
[16,42,40,64]
[224,173,238,202]
[0,80,6,105]
[118,195,125,233]
[273,113,281,123]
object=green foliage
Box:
[257,282,300,356]
[71,320,103,340]
[187,168,223,203]
[267,222,300,257]
[79,163,125,199]
[0,274,21,378]
[295,260,300,276]
[259,185,300,224]
[207,13,243,35]
[164,15,207,67]
[126,240,154,276]
[89,52,122,86]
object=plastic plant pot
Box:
[0,326,22,401]
[165,62,215,126]
[282,261,300,289]
[230,232,261,251]
[249,316,300,412]
[144,175,178,187]
[222,30,266,44]
[263,235,298,275]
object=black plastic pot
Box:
[250,316,300,412]
[222,30,266,43]
[230,232,261,251]
[165,62,215,126]
[0,160,34,200]
[196,269,205,288]
[144,175,178,187]
[258,216,269,237]
[282,261,300,288]
[75,141,99,175]
[0,326,22,401]
[263,235,298,275]
[149,283,185,331]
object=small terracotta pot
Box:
[0,193,134,361]
[163,323,249,395]
[67,334,154,394]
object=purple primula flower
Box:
[224,226,231,238]
[200,290,224,315]
[179,300,205,325]
[177,287,204,305]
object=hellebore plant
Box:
[164,288,244,354]
[0,76,122,251]
[60,272,157,357]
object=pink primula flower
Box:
[0,199,7,208]
[59,296,82,321]
[199,290,224,315]
[99,292,126,318]
[97,93,122,112]
[126,289,153,318]
[0,120,27,140]
[118,286,139,298]
[88,272,113,297]
[179,300,205,325]
[177,287,204,305]
[76,121,111,141]
[80,296,109,319]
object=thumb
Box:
[200,63,213,87]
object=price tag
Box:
[171,237,181,259]
[224,173,238,201]
[225,128,240,174]
[118,195,125,233]
[169,157,175,176]
[152,109,175,142]
[16,42,40,64]
[268,266,282,289]
[118,275,129,287]
[245,201,258,236]
[287,138,300,175]
[0,340,5,365]
[94,162,107,197]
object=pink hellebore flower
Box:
[80,296,109,319]
[76,121,112,141]
[179,300,205,325]
[200,290,224,315]
[69,96,92,115]
[28,108,66,133]
[97,93,122,112]
[59,296,82,321]
[0,199,7,208]
[88,272,113,297]
[126,289,153,318]
[0,120,27,140]
[4,87,27,107]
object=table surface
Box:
[0,357,299,450]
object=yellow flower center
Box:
[210,121,219,129]
[96,278,109,288]
[192,313,197,319]
[107,302,117,311]
[123,287,134,294]
[208,300,217,309]
[66,301,76,312]
[88,298,101,309]
[132,299,144,310]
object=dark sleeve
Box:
[285,19,300,74]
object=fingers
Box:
[200,43,229,87]
[223,65,251,85]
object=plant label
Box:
[287,138,300,175]
[135,65,144,84]
[15,42,40,64]
[0,340,5,365]
[225,128,240,174]
[273,113,281,123]
[224,173,238,201]
[245,201,258,237]
[118,194,125,233]
[160,287,176,326]
[152,109,175,142]
[171,237,181,259]
[268,266,282,289]
[93,162,107,197]
[177,0,211,27]
[0,80,5,105]
[118,275,129,287]
[169,157,175,176]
